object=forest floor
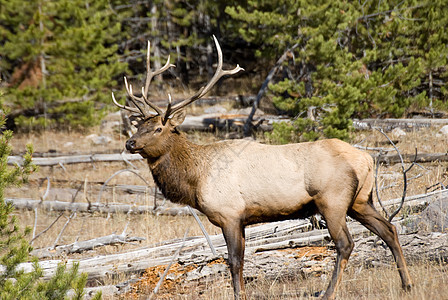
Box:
[6,113,448,299]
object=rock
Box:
[86,134,112,145]
[204,105,228,114]
[86,133,98,140]
[93,136,112,145]
[63,141,74,148]
[391,127,406,138]
[410,196,448,233]
[437,125,448,137]
[101,120,121,133]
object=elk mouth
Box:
[128,147,143,154]
[129,147,150,158]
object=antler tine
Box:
[115,41,175,118]
[111,91,142,115]
[142,41,175,113]
[166,35,244,117]
[143,41,175,95]
[123,76,153,117]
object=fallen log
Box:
[104,230,448,298]
[379,189,448,209]
[177,113,285,132]
[12,216,412,283]
[353,118,448,131]
[376,152,448,164]
[5,198,197,216]
[4,190,446,287]
[8,153,143,166]
[32,233,145,259]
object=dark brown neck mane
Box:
[147,134,205,208]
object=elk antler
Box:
[112,36,243,122]
[163,36,244,123]
[111,41,175,118]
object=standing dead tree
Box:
[243,44,298,137]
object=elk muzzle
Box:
[126,139,137,152]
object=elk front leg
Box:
[222,221,246,300]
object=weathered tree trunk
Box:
[353,118,448,131]
[243,45,297,136]
[5,198,197,216]
[32,233,145,258]
[8,153,143,166]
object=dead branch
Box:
[96,169,150,205]
[375,153,389,219]
[149,229,190,299]
[120,150,138,169]
[33,177,51,240]
[188,206,216,256]
[30,212,64,244]
[375,128,418,221]
[426,181,447,193]
[32,207,38,240]
[53,212,76,248]
[353,144,395,152]
[376,152,448,164]
[40,177,51,201]
[31,181,84,245]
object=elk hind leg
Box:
[320,212,354,300]
[349,199,412,290]
[222,221,246,300]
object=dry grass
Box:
[5,123,448,298]
[13,209,221,253]
[122,261,448,299]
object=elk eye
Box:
[154,127,162,133]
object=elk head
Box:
[112,36,243,158]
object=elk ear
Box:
[169,110,186,127]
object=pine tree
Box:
[0,88,99,299]
[0,0,126,131]
[227,0,448,143]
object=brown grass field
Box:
[6,121,448,299]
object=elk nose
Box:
[126,139,136,151]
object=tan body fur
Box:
[198,139,371,228]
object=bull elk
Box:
[112,36,412,299]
